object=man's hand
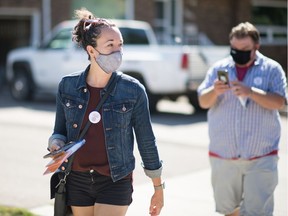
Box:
[198,79,230,109]
[213,79,230,96]
[231,81,252,97]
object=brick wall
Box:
[0,0,41,7]
[0,0,72,30]
[186,0,251,45]
[260,46,287,74]
[134,0,154,24]
[51,0,72,28]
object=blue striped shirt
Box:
[198,51,287,159]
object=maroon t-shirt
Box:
[236,61,254,81]
[72,85,110,176]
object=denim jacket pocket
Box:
[111,102,134,128]
[61,95,86,125]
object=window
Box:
[252,0,287,44]
[120,27,149,45]
[44,28,72,49]
[153,0,183,44]
[252,7,286,26]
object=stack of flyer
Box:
[43,139,86,175]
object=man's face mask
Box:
[230,47,251,65]
[95,49,123,74]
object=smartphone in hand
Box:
[217,70,229,86]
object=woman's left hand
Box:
[149,190,164,215]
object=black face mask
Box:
[230,47,251,65]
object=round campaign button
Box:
[253,77,262,86]
[88,111,101,124]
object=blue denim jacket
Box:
[49,65,162,182]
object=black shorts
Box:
[66,170,133,206]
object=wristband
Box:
[248,87,253,98]
[154,182,165,190]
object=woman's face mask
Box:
[95,49,123,74]
[230,47,252,65]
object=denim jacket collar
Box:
[75,64,120,97]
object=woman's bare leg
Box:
[71,206,94,216]
[94,203,129,216]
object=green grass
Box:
[0,206,36,216]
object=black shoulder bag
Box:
[51,73,120,216]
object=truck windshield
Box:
[44,28,72,49]
[119,27,149,45]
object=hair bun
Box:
[74,7,95,20]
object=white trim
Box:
[256,25,287,45]
[31,11,41,46]
[42,0,51,37]
[163,0,172,43]
[153,0,184,44]
[174,0,183,42]
[125,0,134,19]
[0,7,41,46]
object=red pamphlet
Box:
[43,139,86,175]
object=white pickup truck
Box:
[6,19,229,112]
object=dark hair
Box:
[72,8,116,57]
[229,22,260,44]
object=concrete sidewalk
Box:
[30,169,219,216]
[31,164,287,216]
[29,111,287,216]
[127,169,219,216]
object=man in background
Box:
[197,22,287,216]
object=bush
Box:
[0,206,35,216]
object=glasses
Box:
[83,18,111,31]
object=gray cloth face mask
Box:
[95,49,123,74]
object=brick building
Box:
[0,0,286,76]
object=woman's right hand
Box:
[48,138,65,152]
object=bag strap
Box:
[78,73,119,140]
[62,72,121,176]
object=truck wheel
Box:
[10,72,34,101]
[188,91,207,112]
[147,93,160,113]
[135,76,159,113]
